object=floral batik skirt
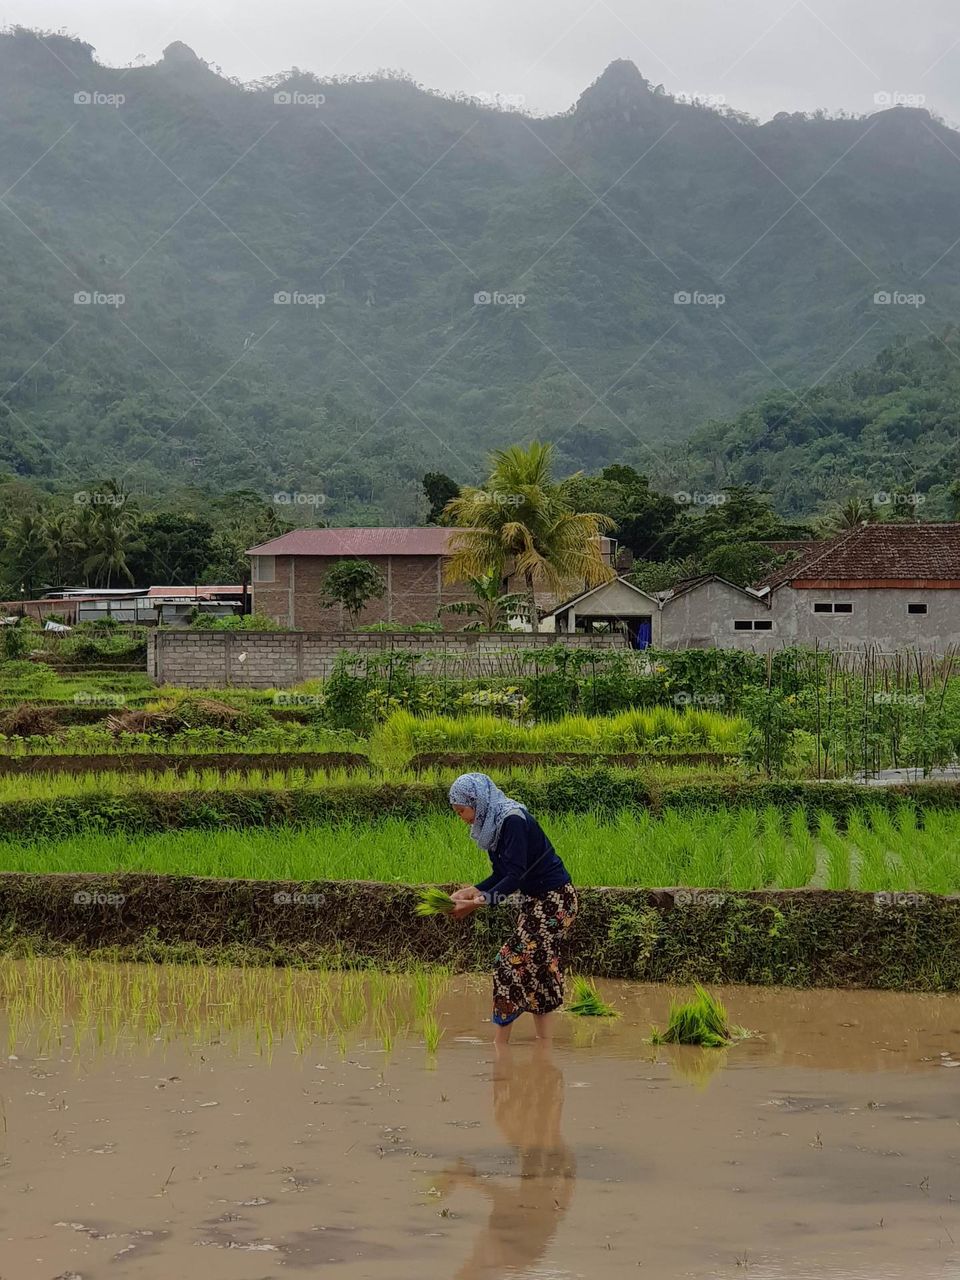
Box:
[492,884,579,1026]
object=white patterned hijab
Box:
[448,772,527,852]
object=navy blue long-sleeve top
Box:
[474,811,571,904]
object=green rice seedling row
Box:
[3,804,960,893]
[0,723,364,757]
[376,707,748,759]
[0,759,739,803]
[0,955,454,1059]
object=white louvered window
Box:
[253,555,276,583]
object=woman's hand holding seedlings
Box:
[451,886,485,920]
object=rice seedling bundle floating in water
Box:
[415,886,456,916]
[650,984,749,1047]
[565,976,619,1017]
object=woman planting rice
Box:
[448,773,578,1046]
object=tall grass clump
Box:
[422,1012,443,1053]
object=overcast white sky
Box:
[7,0,960,122]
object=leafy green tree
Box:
[562,464,680,559]
[1,508,50,595]
[702,543,787,587]
[320,559,386,626]
[200,491,291,582]
[422,472,460,524]
[38,508,81,587]
[444,442,615,628]
[628,557,700,593]
[877,485,925,523]
[666,484,803,560]
[69,481,142,587]
[127,512,216,585]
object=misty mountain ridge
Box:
[1,26,958,520]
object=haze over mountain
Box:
[2,27,960,519]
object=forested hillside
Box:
[3,27,960,518]
[683,332,960,516]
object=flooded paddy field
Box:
[2,965,960,1279]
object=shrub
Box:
[0,624,33,661]
[190,612,283,631]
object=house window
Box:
[834,602,852,614]
[814,602,852,614]
[753,619,773,630]
[734,620,752,630]
[908,602,928,615]
[813,602,832,613]
[253,555,275,583]
[734,620,772,631]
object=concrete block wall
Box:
[147,630,627,689]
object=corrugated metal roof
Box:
[247,527,460,557]
[146,585,242,597]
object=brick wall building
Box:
[247,527,477,630]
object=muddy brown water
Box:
[2,971,960,1279]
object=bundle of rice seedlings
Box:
[565,976,619,1018]
[650,984,747,1047]
[414,886,456,917]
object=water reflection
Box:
[438,1044,576,1279]
[650,1043,725,1089]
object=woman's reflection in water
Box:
[439,1044,576,1279]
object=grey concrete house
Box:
[544,525,960,652]
[658,574,773,649]
[546,573,774,649]
[752,522,960,652]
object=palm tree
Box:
[2,510,49,596]
[817,496,875,537]
[40,509,80,586]
[443,442,615,629]
[72,480,142,587]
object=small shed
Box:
[542,577,660,648]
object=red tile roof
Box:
[755,524,960,589]
[247,527,460,557]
